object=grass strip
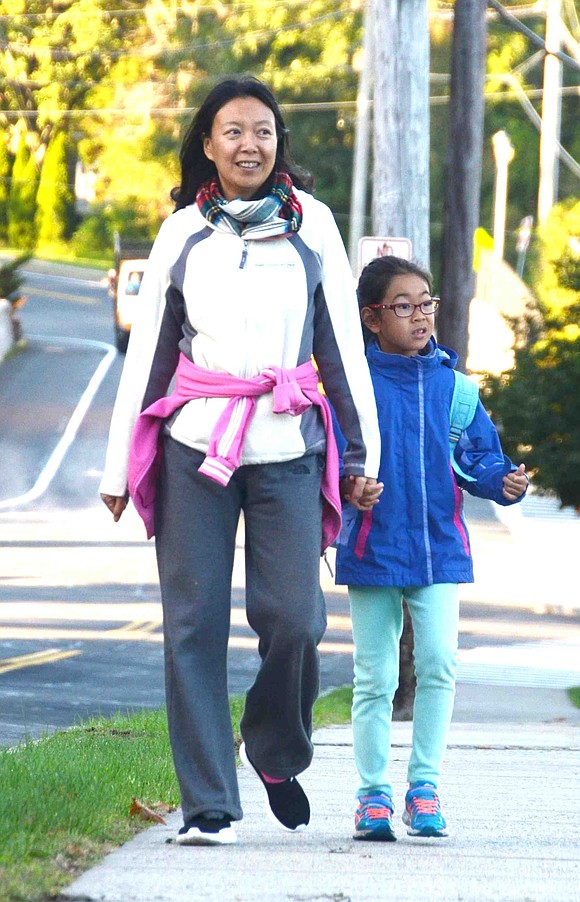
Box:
[0,245,109,271]
[0,688,352,902]
[567,686,580,709]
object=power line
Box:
[0,8,351,60]
[0,85,577,117]
[0,0,320,22]
[487,0,580,70]
[0,0,553,23]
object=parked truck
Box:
[108,232,153,352]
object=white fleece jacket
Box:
[99,189,380,498]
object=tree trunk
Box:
[372,0,429,713]
[393,601,416,719]
[372,0,430,266]
[437,0,487,371]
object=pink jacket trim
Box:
[128,354,341,552]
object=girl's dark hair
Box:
[357,255,433,344]
[170,76,314,209]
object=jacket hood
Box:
[366,336,459,373]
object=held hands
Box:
[340,475,384,511]
[100,493,128,522]
[502,463,528,501]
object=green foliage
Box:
[71,210,114,259]
[7,130,39,250]
[0,253,32,302]
[481,200,580,509]
[35,131,76,244]
[0,136,10,242]
[0,0,578,259]
[530,198,580,315]
[71,197,159,260]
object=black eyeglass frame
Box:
[366,298,440,318]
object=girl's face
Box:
[361,273,435,357]
[203,96,278,201]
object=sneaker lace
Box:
[358,795,393,819]
[409,792,440,816]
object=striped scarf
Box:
[196,171,302,238]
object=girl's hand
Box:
[502,464,528,501]
[341,476,383,511]
[100,493,128,522]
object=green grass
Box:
[0,245,109,271]
[0,688,352,902]
[567,687,580,709]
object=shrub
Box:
[481,199,580,510]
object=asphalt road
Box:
[0,262,578,748]
[0,264,359,745]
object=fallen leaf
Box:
[129,797,168,824]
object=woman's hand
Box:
[100,493,128,522]
[340,476,383,511]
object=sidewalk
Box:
[62,720,580,902]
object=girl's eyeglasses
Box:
[366,298,440,318]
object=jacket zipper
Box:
[417,365,434,583]
[239,239,248,269]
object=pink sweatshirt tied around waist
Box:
[128,353,341,552]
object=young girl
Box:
[334,255,528,841]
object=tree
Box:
[482,305,580,509]
[0,252,32,342]
[35,131,75,244]
[481,198,580,508]
[0,135,10,243]
[7,129,38,249]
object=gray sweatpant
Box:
[155,435,327,823]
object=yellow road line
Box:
[0,627,165,642]
[0,617,575,646]
[107,620,147,634]
[106,620,162,636]
[0,627,353,654]
[0,648,81,675]
[29,288,97,305]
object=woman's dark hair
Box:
[357,255,433,344]
[170,76,313,209]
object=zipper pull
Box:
[239,240,248,269]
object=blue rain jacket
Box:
[334,337,525,587]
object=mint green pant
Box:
[349,584,459,798]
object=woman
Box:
[100,76,381,846]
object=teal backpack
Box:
[449,371,479,483]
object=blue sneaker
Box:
[353,792,396,841]
[403,783,448,837]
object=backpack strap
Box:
[449,371,479,483]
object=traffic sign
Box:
[358,236,413,274]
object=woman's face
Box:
[203,96,278,201]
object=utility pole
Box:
[371,0,429,719]
[537,0,563,224]
[372,0,430,266]
[492,130,515,262]
[348,0,374,269]
[437,0,487,373]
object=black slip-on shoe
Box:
[176,815,237,846]
[239,742,310,831]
